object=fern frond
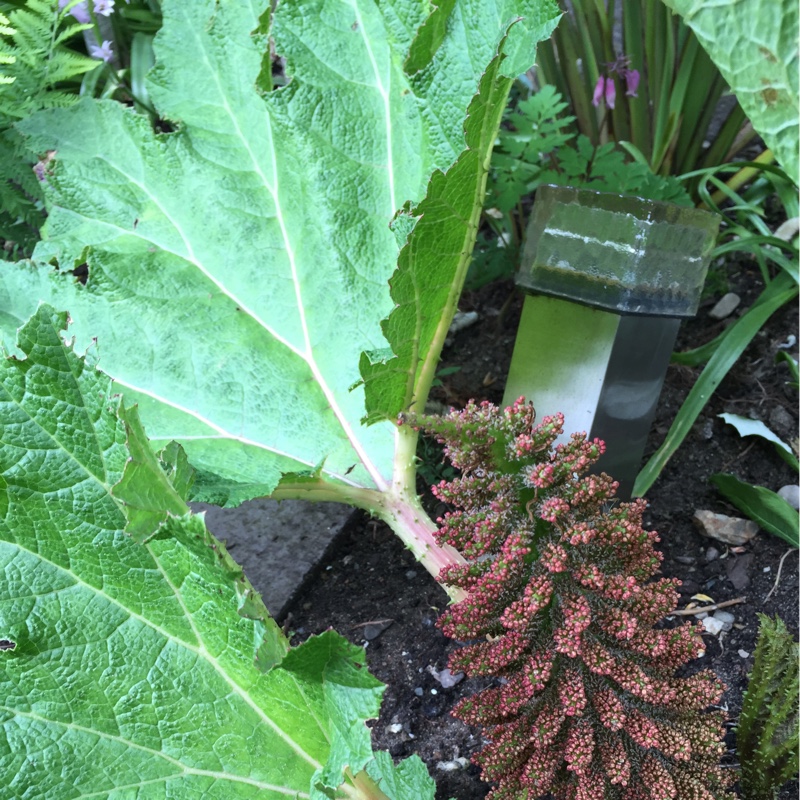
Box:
[0,0,95,119]
[54,20,93,48]
[0,127,45,260]
[0,11,14,37]
[0,0,98,255]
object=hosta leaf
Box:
[661,0,799,183]
[1,0,558,505]
[0,305,433,798]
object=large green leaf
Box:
[0,0,558,505]
[0,305,433,799]
[661,0,799,183]
[360,39,520,422]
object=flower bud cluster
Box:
[414,398,734,800]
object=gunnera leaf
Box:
[661,0,799,183]
[0,305,433,799]
[0,0,559,506]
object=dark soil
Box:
[282,264,799,800]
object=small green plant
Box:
[0,1,97,117]
[491,85,691,212]
[736,615,799,800]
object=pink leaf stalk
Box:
[413,398,735,800]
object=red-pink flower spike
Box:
[411,398,735,800]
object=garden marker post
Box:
[503,185,719,498]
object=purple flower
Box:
[89,39,114,62]
[592,76,605,107]
[58,0,90,24]
[624,68,640,98]
[594,57,639,110]
[605,76,616,109]
[592,76,616,109]
[93,0,115,16]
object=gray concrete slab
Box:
[190,498,353,619]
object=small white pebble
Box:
[430,688,438,695]
[713,610,735,631]
[388,723,403,734]
[738,650,750,658]
[448,311,479,335]
[778,484,800,510]
[763,566,771,573]
[702,617,725,635]
[427,666,464,688]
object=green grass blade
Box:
[674,52,724,174]
[634,272,798,496]
[553,23,599,141]
[535,37,569,101]
[650,6,674,172]
[701,102,749,167]
[622,0,650,158]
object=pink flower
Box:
[605,76,616,109]
[410,400,732,800]
[591,76,616,109]
[624,68,640,97]
[594,58,639,109]
[592,76,605,107]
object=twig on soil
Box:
[669,597,747,616]
[764,547,796,602]
[719,441,756,472]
